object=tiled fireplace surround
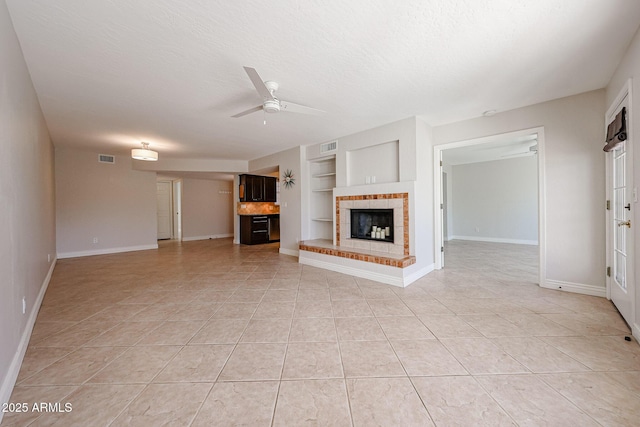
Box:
[300,193,415,268]
[337,193,409,255]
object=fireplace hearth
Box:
[351,209,394,242]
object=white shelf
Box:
[314,157,335,163]
[309,155,336,240]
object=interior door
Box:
[439,151,445,267]
[157,181,172,240]
[172,180,182,240]
[608,94,634,328]
[443,172,448,242]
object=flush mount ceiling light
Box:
[131,142,158,161]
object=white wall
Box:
[415,117,436,274]
[0,0,56,414]
[249,146,302,256]
[56,149,158,257]
[335,117,419,187]
[606,25,640,336]
[346,140,399,186]
[181,178,233,240]
[450,156,538,244]
[433,90,606,291]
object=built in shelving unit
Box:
[309,156,336,240]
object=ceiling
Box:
[6,0,640,162]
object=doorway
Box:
[605,80,635,329]
[156,179,183,240]
[433,127,546,285]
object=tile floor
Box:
[2,239,640,426]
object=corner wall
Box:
[0,0,56,413]
[56,149,158,258]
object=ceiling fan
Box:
[232,67,325,118]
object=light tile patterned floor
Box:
[2,239,639,426]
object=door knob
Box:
[618,220,631,228]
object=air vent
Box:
[320,140,337,153]
[98,154,115,164]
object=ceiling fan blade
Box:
[280,100,325,115]
[243,67,274,101]
[232,105,263,118]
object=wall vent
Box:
[98,154,115,164]
[320,140,337,153]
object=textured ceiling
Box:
[6,0,640,161]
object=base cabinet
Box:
[240,215,279,244]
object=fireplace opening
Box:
[351,209,394,242]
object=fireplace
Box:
[336,193,409,256]
[351,209,394,242]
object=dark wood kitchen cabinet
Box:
[264,176,276,202]
[239,174,277,202]
[240,215,269,244]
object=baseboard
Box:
[181,234,233,242]
[404,263,435,286]
[450,236,538,245]
[57,244,158,259]
[541,279,606,297]
[279,248,299,257]
[633,323,640,343]
[0,258,56,417]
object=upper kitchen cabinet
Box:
[239,174,277,202]
[264,176,277,202]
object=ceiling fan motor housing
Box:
[263,99,280,113]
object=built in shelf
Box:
[312,188,334,192]
[312,218,333,222]
[313,172,337,178]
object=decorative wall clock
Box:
[282,169,295,189]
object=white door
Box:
[439,151,445,267]
[157,181,172,240]
[172,180,182,240]
[443,172,448,242]
[607,93,634,328]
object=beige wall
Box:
[451,156,539,243]
[55,149,158,257]
[433,90,606,290]
[181,178,234,240]
[0,0,56,411]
